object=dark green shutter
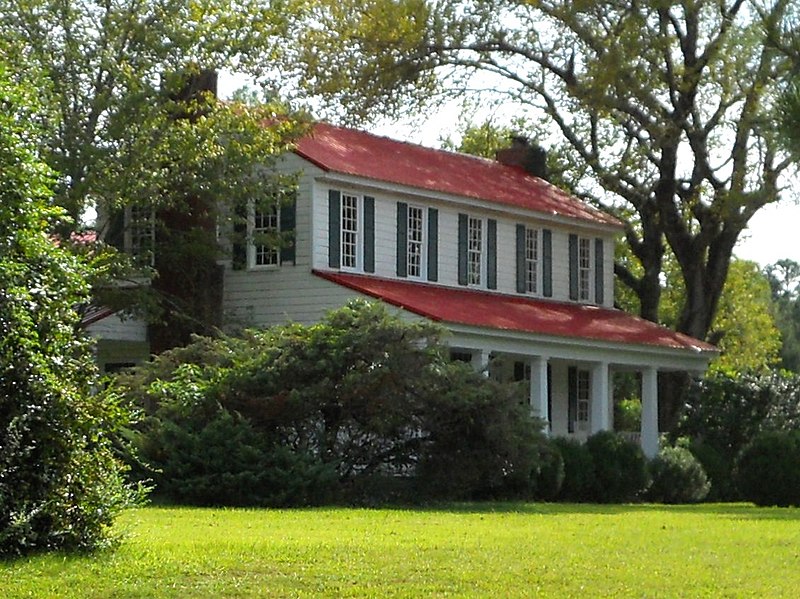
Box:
[568,366,577,434]
[328,189,340,268]
[280,193,296,265]
[458,213,468,286]
[232,201,247,270]
[516,224,526,293]
[595,238,604,305]
[569,233,579,301]
[427,208,438,282]
[487,218,497,289]
[542,229,553,297]
[396,202,408,277]
[363,196,375,273]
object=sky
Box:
[219,73,800,269]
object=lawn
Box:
[2,503,799,598]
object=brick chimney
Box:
[496,135,548,180]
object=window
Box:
[467,216,483,285]
[341,193,359,269]
[407,205,425,278]
[251,204,279,267]
[126,204,155,265]
[576,369,590,429]
[578,237,591,301]
[525,228,539,293]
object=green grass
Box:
[3,503,800,597]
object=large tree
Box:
[0,1,306,347]
[276,0,795,427]
[0,59,137,556]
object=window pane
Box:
[341,194,359,269]
[467,217,482,285]
[525,228,538,293]
[579,237,591,301]
[407,205,424,277]
[253,204,279,266]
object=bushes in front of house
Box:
[646,445,710,504]
[116,300,554,506]
[734,430,800,507]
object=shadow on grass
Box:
[402,501,800,521]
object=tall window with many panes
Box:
[578,237,591,301]
[576,369,590,430]
[341,193,359,269]
[525,227,539,293]
[407,205,424,278]
[467,216,483,285]
[252,205,279,267]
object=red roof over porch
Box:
[314,271,716,354]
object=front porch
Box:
[451,344,689,459]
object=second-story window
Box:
[578,237,591,301]
[407,205,425,278]
[126,204,155,265]
[525,227,539,293]
[252,205,279,267]
[467,216,483,285]
[341,193,359,269]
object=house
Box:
[93,122,717,457]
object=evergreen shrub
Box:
[734,431,800,507]
[647,445,710,504]
[552,438,596,502]
[584,431,650,502]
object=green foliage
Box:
[117,300,549,505]
[734,431,800,507]
[584,431,650,503]
[614,397,642,432]
[552,438,596,502]
[677,371,800,500]
[765,259,800,373]
[0,62,139,556]
[647,445,710,504]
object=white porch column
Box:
[590,361,610,433]
[471,349,490,376]
[641,366,659,458]
[529,355,550,433]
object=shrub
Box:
[647,445,710,504]
[529,439,565,501]
[119,300,550,505]
[552,438,596,502]
[734,431,800,507]
[585,431,650,502]
[686,440,737,501]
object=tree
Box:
[0,61,138,556]
[276,0,795,428]
[0,1,307,346]
[765,259,800,372]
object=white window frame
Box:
[125,204,155,266]
[578,236,592,302]
[406,204,426,279]
[249,202,280,269]
[467,216,484,286]
[576,369,590,431]
[525,227,539,294]
[341,192,362,271]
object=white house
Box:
[92,122,717,456]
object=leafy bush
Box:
[734,431,800,507]
[552,438,596,502]
[677,372,800,500]
[584,431,650,502]
[529,439,565,501]
[119,300,550,505]
[614,398,642,432]
[647,445,710,504]
[0,66,139,557]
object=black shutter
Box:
[595,237,604,304]
[232,201,247,270]
[487,218,497,289]
[427,208,438,282]
[516,224,526,293]
[568,366,577,434]
[396,202,408,277]
[364,196,375,273]
[280,193,296,265]
[542,229,553,297]
[569,233,579,301]
[328,189,340,268]
[457,213,468,286]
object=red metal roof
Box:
[295,123,622,228]
[315,271,717,354]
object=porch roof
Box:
[314,270,717,355]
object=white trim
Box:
[406,203,427,280]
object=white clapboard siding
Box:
[85,313,148,342]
